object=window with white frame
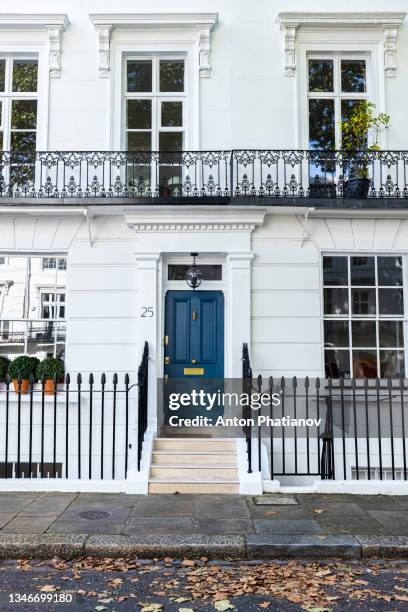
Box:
[323,255,405,379]
[308,55,369,184]
[41,291,65,320]
[124,57,186,191]
[0,56,38,154]
[42,257,67,271]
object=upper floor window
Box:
[41,291,65,320]
[0,57,38,154]
[125,57,186,153]
[42,257,67,271]
[323,255,405,379]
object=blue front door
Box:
[163,290,224,423]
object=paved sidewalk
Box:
[0,491,408,559]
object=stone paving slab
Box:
[247,534,361,559]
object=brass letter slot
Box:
[184,367,204,376]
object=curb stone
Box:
[356,535,408,558]
[84,534,246,559]
[246,535,361,559]
[0,534,87,559]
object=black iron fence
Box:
[1,150,408,201]
[242,344,408,481]
[0,344,149,480]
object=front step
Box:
[149,437,239,494]
[149,478,239,494]
[152,451,237,464]
[150,464,238,478]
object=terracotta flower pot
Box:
[44,379,57,395]
[12,379,30,394]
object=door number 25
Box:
[141,306,154,318]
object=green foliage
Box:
[339,102,390,179]
[8,355,38,380]
[36,357,65,382]
[0,356,10,380]
[340,101,390,152]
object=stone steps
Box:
[149,437,239,494]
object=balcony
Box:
[0,320,66,359]
[1,150,408,207]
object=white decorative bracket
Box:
[94,25,113,78]
[276,12,406,78]
[0,15,69,78]
[90,13,218,79]
[383,26,400,77]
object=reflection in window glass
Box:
[0,256,66,360]
[0,60,5,92]
[127,60,152,92]
[12,60,38,92]
[127,100,152,129]
[378,256,403,286]
[309,99,335,150]
[323,255,405,378]
[11,100,37,129]
[160,60,184,92]
[323,256,348,286]
[308,59,334,92]
[324,288,349,316]
[161,101,183,127]
[341,60,366,93]
[168,264,222,281]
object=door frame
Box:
[161,254,227,378]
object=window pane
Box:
[127,60,152,92]
[325,350,350,378]
[127,99,151,129]
[341,100,366,148]
[351,289,376,315]
[159,132,183,151]
[160,60,184,92]
[127,132,151,151]
[353,350,377,378]
[12,60,38,92]
[11,100,37,129]
[380,350,404,378]
[379,288,404,315]
[0,60,5,91]
[161,101,183,127]
[379,321,404,348]
[308,59,334,92]
[309,99,335,150]
[10,132,36,154]
[341,60,366,93]
[323,257,348,286]
[324,288,349,316]
[350,256,375,286]
[377,256,403,286]
[168,264,222,281]
[0,131,2,150]
[352,321,376,347]
[324,320,349,347]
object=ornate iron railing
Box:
[1,150,408,200]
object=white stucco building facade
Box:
[1,0,408,493]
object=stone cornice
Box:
[124,207,267,233]
[89,13,218,78]
[276,11,406,78]
[0,14,70,78]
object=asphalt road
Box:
[1,557,408,611]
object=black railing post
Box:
[242,342,253,473]
[320,377,335,480]
[137,342,149,471]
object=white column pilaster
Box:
[226,252,254,378]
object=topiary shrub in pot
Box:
[8,355,38,394]
[0,356,10,382]
[36,357,65,395]
[339,101,390,199]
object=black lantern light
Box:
[185,252,203,289]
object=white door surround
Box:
[125,205,267,430]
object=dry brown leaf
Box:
[313,509,325,514]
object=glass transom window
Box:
[323,255,405,379]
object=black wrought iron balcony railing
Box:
[1,150,408,202]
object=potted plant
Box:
[340,101,390,199]
[36,357,65,395]
[8,355,38,394]
[0,356,10,383]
